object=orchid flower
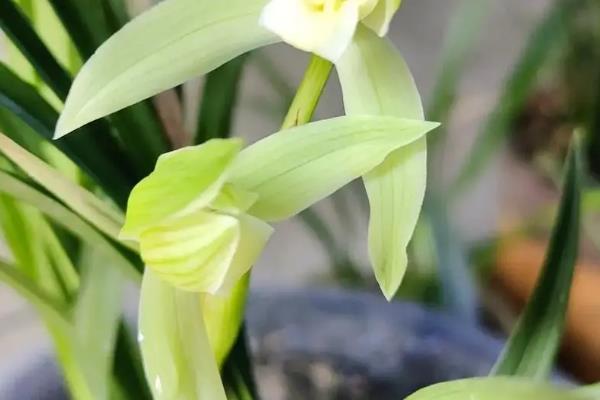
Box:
[123,116,436,296]
[54,0,423,300]
[131,115,435,399]
[54,0,432,397]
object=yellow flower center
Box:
[304,0,342,12]
[303,0,375,16]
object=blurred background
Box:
[1,0,600,398]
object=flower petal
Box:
[138,270,227,400]
[361,0,402,36]
[216,214,273,294]
[120,139,242,239]
[139,211,240,293]
[337,26,428,300]
[259,0,361,61]
[55,0,277,138]
[230,115,437,221]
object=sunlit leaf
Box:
[0,63,136,205]
[56,0,277,138]
[336,26,428,300]
[405,377,589,400]
[0,171,141,282]
[491,136,582,378]
[138,270,227,400]
[74,247,125,400]
[231,115,437,222]
[0,133,125,241]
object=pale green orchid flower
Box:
[131,115,436,400]
[122,116,437,296]
[53,0,424,301]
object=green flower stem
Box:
[281,55,333,129]
[221,53,334,399]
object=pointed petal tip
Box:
[380,282,399,302]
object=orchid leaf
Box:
[491,136,582,379]
[230,115,437,222]
[74,247,125,400]
[138,270,227,400]
[405,378,590,400]
[0,257,69,327]
[337,26,428,300]
[0,171,142,282]
[0,133,125,241]
[55,0,277,138]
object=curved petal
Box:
[55,0,277,138]
[120,139,242,239]
[230,115,437,221]
[361,0,402,36]
[138,270,227,400]
[337,26,428,300]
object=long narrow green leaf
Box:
[0,257,69,327]
[0,171,142,282]
[74,247,125,400]
[405,378,590,400]
[196,54,250,143]
[491,136,582,378]
[2,0,167,175]
[454,0,578,192]
[55,0,277,138]
[0,63,135,205]
[0,256,97,399]
[0,0,72,99]
[0,133,127,242]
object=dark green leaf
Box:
[0,63,135,205]
[491,135,582,378]
[0,0,72,99]
[196,54,249,143]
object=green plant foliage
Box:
[491,136,582,379]
[0,171,142,282]
[55,0,277,138]
[196,55,250,143]
[405,377,591,400]
[0,63,135,203]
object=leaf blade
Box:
[56,0,277,137]
[491,136,582,378]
